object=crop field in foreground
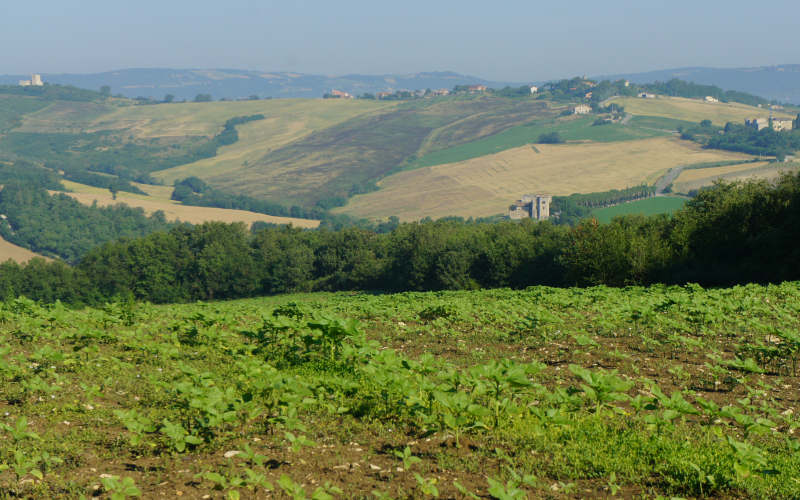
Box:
[0,235,48,263]
[607,96,795,126]
[56,180,319,229]
[339,137,755,221]
[672,162,800,194]
[591,196,688,223]
[1,283,799,498]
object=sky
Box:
[3,0,798,81]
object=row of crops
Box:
[1,282,800,498]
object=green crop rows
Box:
[2,283,800,498]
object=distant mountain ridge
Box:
[0,69,519,100]
[599,64,800,104]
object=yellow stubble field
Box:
[609,96,795,126]
[338,137,756,221]
[0,236,49,263]
[672,162,800,194]
[56,181,319,229]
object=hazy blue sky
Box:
[3,0,798,81]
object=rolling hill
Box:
[0,69,518,100]
[2,79,796,228]
[601,64,800,104]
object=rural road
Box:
[655,166,686,195]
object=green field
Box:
[405,115,673,170]
[592,196,687,222]
[625,115,696,132]
[2,283,800,498]
[0,96,50,133]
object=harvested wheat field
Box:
[673,162,800,194]
[0,235,49,263]
[609,96,794,126]
[55,181,319,228]
[339,137,755,220]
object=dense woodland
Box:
[2,173,799,305]
[0,181,175,263]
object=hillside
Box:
[602,64,800,104]
[671,161,800,194]
[2,80,797,228]
[608,95,795,126]
[168,97,558,206]
[0,69,518,100]
[338,137,755,220]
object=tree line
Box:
[2,172,799,305]
[552,185,656,226]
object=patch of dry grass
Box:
[57,181,319,228]
[673,162,800,194]
[609,96,794,126]
[0,235,49,263]
[338,137,755,220]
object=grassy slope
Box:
[57,180,319,228]
[0,95,50,133]
[610,95,795,126]
[152,99,396,185]
[673,161,800,194]
[1,284,799,498]
[591,196,687,223]
[339,137,755,220]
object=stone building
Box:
[509,194,552,221]
[18,74,43,87]
[573,104,591,115]
[771,117,794,132]
[745,118,770,131]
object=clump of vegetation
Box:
[536,131,564,144]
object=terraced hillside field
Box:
[57,180,319,228]
[672,161,800,194]
[608,95,795,126]
[339,137,756,220]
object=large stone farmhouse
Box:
[509,194,552,221]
